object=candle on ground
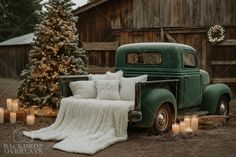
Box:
[184,116,191,129]
[172,123,180,135]
[12,99,19,112]
[10,112,16,123]
[185,127,193,133]
[26,115,35,125]
[0,108,4,123]
[191,115,199,132]
[179,121,186,134]
[6,98,13,111]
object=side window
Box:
[183,52,196,68]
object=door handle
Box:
[184,76,190,79]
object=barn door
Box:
[210,40,236,89]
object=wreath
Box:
[207,25,225,44]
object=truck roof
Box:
[117,42,195,52]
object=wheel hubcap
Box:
[219,101,227,115]
[156,109,169,131]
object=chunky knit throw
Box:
[23,97,134,155]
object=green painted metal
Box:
[200,84,232,114]
[114,42,232,127]
[132,88,177,128]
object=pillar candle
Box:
[184,116,191,129]
[10,112,16,123]
[191,115,199,132]
[186,127,193,134]
[179,121,186,134]
[26,115,35,125]
[172,123,180,135]
[12,99,19,112]
[0,107,4,123]
[6,98,13,111]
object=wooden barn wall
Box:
[77,0,236,73]
[77,0,236,42]
[0,45,30,78]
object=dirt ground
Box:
[0,78,236,157]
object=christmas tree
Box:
[18,0,88,109]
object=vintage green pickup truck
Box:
[59,42,232,133]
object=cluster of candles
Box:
[172,115,198,135]
[0,98,35,125]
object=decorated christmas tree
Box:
[18,0,88,109]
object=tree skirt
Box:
[23,97,134,155]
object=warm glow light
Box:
[0,108,4,123]
[172,123,179,135]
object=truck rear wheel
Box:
[152,103,172,134]
[216,96,229,116]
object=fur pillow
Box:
[106,70,123,80]
[95,80,121,100]
[69,81,97,99]
[120,75,148,101]
[90,74,107,81]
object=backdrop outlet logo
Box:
[3,127,43,155]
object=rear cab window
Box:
[127,52,162,65]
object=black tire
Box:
[152,103,172,134]
[216,96,229,116]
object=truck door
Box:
[182,51,202,108]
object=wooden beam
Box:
[211,61,236,65]
[212,78,236,83]
[82,42,119,51]
[160,27,165,42]
[164,32,176,42]
[201,38,207,70]
[166,29,207,34]
[88,66,114,74]
[212,39,236,46]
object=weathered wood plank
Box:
[133,0,144,29]
[201,36,207,70]
[199,115,227,129]
[160,27,165,42]
[213,39,236,46]
[149,0,160,28]
[211,61,236,65]
[212,0,221,24]
[164,32,176,43]
[82,42,119,51]
[88,66,114,74]
[231,0,236,25]
[212,78,236,83]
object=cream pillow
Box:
[95,80,121,100]
[120,75,148,101]
[106,70,123,80]
[90,74,107,81]
[69,81,97,99]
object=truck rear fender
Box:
[136,88,177,128]
[200,84,231,114]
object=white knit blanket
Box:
[23,97,134,155]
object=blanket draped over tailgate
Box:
[23,97,134,155]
